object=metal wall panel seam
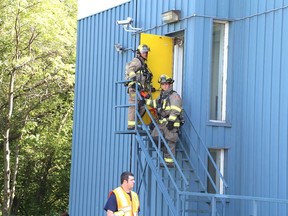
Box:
[85,17,94,215]
[248,15,258,198]
[77,19,89,214]
[261,10,273,202]
[83,17,94,215]
[278,7,288,204]
[88,15,97,215]
[98,12,110,216]
[269,11,282,210]
[69,20,83,212]
[254,14,265,199]
[92,15,101,215]
[74,20,84,214]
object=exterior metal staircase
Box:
[114,81,229,215]
[133,107,227,215]
[114,81,288,216]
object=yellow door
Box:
[140,33,174,124]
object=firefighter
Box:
[125,44,153,130]
[104,171,140,216]
[146,74,183,168]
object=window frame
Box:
[207,148,225,194]
[209,20,229,123]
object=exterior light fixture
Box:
[161,10,180,24]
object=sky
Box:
[78,0,130,19]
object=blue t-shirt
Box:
[104,192,117,212]
[104,191,139,213]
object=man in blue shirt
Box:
[104,171,140,216]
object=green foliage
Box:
[0,0,77,215]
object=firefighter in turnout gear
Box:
[125,44,153,130]
[146,74,183,168]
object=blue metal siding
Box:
[69,2,136,215]
[227,1,288,214]
[281,5,288,205]
[70,0,288,215]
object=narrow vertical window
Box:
[173,37,184,97]
[210,21,229,121]
[207,148,225,194]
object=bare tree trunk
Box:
[2,8,23,216]
[57,109,71,134]
[9,133,22,214]
[3,71,16,216]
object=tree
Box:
[0,0,76,215]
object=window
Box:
[209,21,229,121]
[173,36,184,97]
[207,148,225,194]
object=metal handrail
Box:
[177,137,207,191]
[134,89,189,187]
[181,111,229,192]
[114,80,191,215]
[180,127,220,193]
[178,190,288,216]
[113,81,288,215]
[114,80,226,214]
[115,79,228,192]
[134,134,178,216]
[113,80,189,182]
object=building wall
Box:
[70,0,288,215]
[228,1,288,215]
[69,2,136,215]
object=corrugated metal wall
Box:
[70,0,288,215]
[69,2,137,215]
[228,1,288,215]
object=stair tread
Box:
[114,129,147,135]
[184,196,211,202]
[162,176,189,181]
[181,209,211,214]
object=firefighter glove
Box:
[149,122,155,131]
[166,121,174,130]
[138,99,145,107]
[140,91,150,99]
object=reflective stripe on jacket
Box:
[146,89,182,127]
[113,187,139,216]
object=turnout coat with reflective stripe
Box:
[147,88,183,127]
[113,187,140,216]
[125,56,150,88]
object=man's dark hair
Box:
[121,171,134,184]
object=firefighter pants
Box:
[128,88,145,128]
[151,123,179,159]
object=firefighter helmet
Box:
[137,44,150,53]
[158,74,174,84]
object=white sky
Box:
[78,0,130,19]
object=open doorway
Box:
[139,32,184,123]
[167,31,184,97]
[172,36,184,97]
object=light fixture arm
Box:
[116,17,142,33]
[123,24,142,32]
[114,43,135,54]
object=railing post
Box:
[181,194,184,216]
[252,200,257,216]
[211,196,216,216]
